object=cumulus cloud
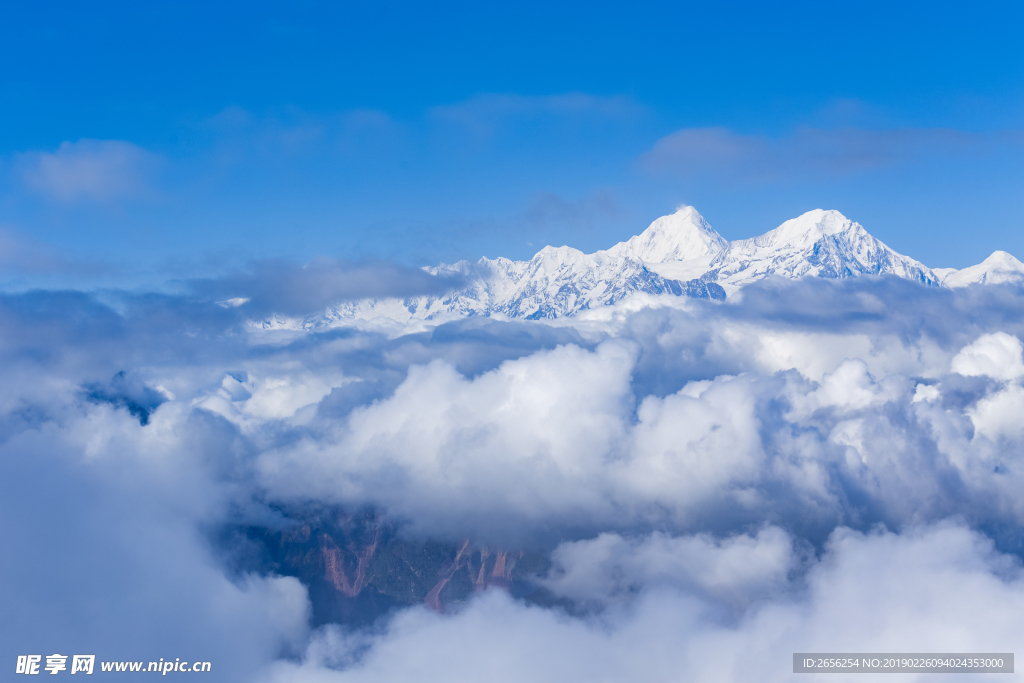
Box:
[17,139,161,202]
[243,305,1024,541]
[196,365,348,428]
[6,276,1024,680]
[0,400,310,682]
[950,331,1024,380]
[541,526,797,611]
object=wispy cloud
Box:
[522,189,623,238]
[188,258,466,316]
[430,92,645,139]
[17,139,161,202]
[201,94,641,160]
[641,126,1001,182]
[202,106,401,158]
[0,224,111,278]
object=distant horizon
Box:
[2,201,1018,296]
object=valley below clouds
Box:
[5,274,1024,681]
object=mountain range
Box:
[261,207,1024,328]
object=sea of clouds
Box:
[4,272,1024,681]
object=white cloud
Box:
[18,139,160,202]
[263,522,1024,683]
[619,374,768,509]
[951,332,1024,380]
[8,277,1024,680]
[912,383,941,403]
[0,400,310,682]
[969,384,1024,442]
[196,367,348,426]
[541,527,795,610]
[238,308,1024,539]
[256,341,639,538]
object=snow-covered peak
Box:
[273,204,1019,330]
[704,208,937,292]
[607,205,727,263]
[741,209,857,250]
[534,244,586,263]
[942,250,1024,288]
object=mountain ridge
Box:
[258,207,1024,330]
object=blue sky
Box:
[2,0,1022,287]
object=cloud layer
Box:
[268,522,1024,683]
[189,258,466,317]
[5,271,1024,680]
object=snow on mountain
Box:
[699,209,938,294]
[939,251,1024,288]
[291,225,725,329]
[606,205,727,263]
[481,244,723,319]
[258,207,1019,331]
[609,208,938,296]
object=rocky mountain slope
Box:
[239,510,549,626]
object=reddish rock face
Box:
[239,509,547,625]
[321,531,378,597]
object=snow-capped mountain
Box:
[261,207,1021,330]
[606,206,727,263]
[308,241,724,326]
[630,208,938,295]
[936,251,1024,288]
[707,209,936,293]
